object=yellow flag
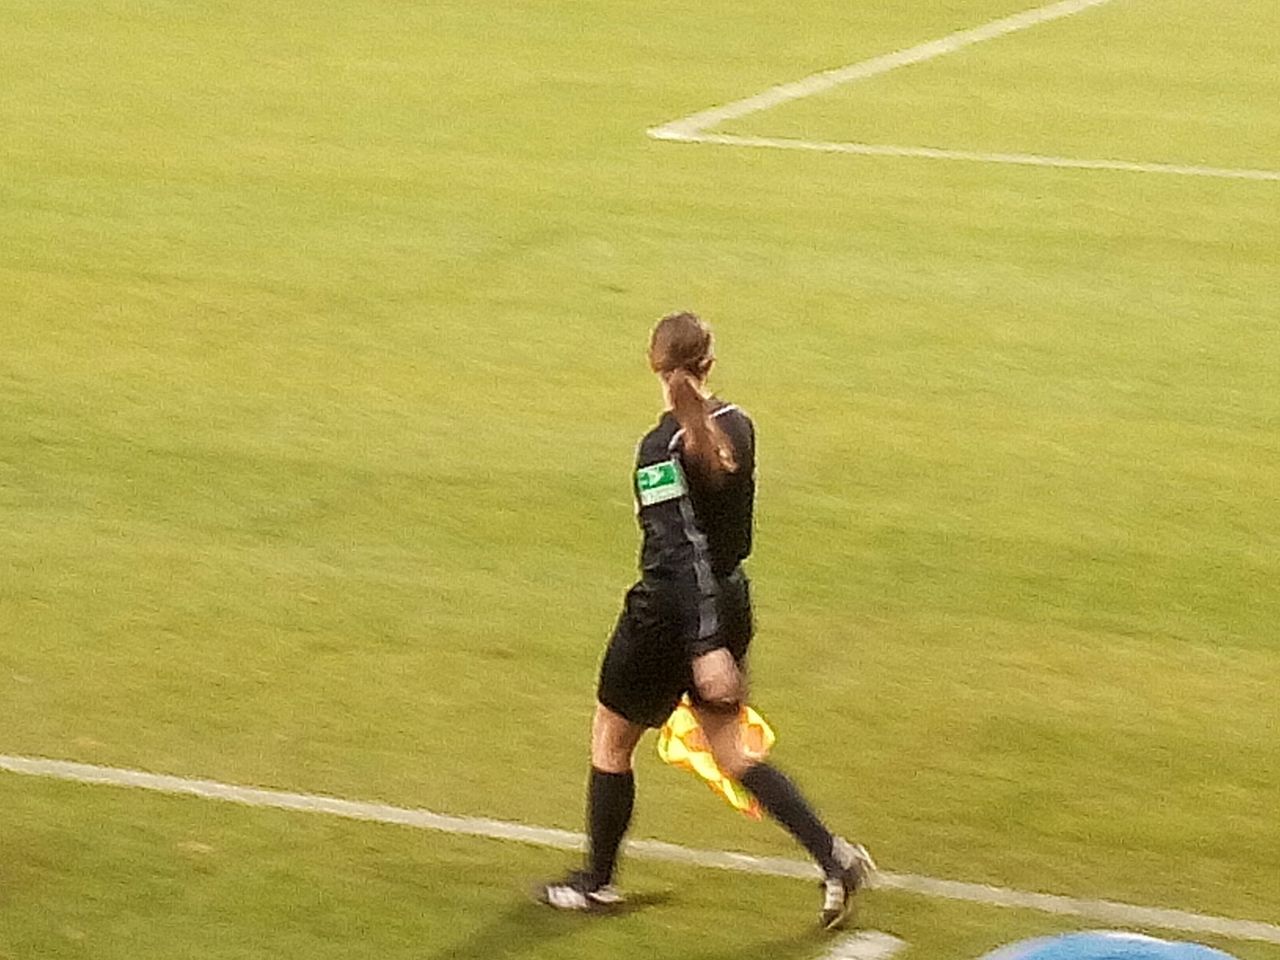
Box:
[656,696,776,820]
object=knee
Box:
[591,703,639,773]
[711,744,754,781]
[694,679,741,713]
[593,743,633,774]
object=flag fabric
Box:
[656,696,776,819]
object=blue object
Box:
[980,932,1239,960]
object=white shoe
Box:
[538,871,624,912]
[820,838,877,929]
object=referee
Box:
[539,312,875,928]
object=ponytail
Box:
[668,370,738,479]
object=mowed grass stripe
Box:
[4,754,1278,946]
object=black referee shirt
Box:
[633,400,755,579]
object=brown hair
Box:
[648,312,738,478]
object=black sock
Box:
[740,762,837,874]
[587,767,635,887]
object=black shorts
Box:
[597,568,753,729]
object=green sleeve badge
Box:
[636,458,687,506]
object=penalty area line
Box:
[652,133,1280,182]
[647,0,1120,140]
[3,754,1280,946]
[646,0,1280,183]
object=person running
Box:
[539,311,875,928]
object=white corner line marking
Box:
[648,0,1119,140]
[822,931,908,960]
[3,754,1280,946]
[662,133,1280,182]
[646,0,1280,182]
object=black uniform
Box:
[597,400,756,728]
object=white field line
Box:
[4,755,1280,945]
[663,133,1280,182]
[647,0,1119,140]
[823,931,908,960]
[646,0,1280,183]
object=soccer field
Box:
[2,1,1277,958]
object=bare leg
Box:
[591,702,645,773]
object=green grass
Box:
[2,0,1278,957]
[735,0,1280,169]
[6,776,1278,960]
